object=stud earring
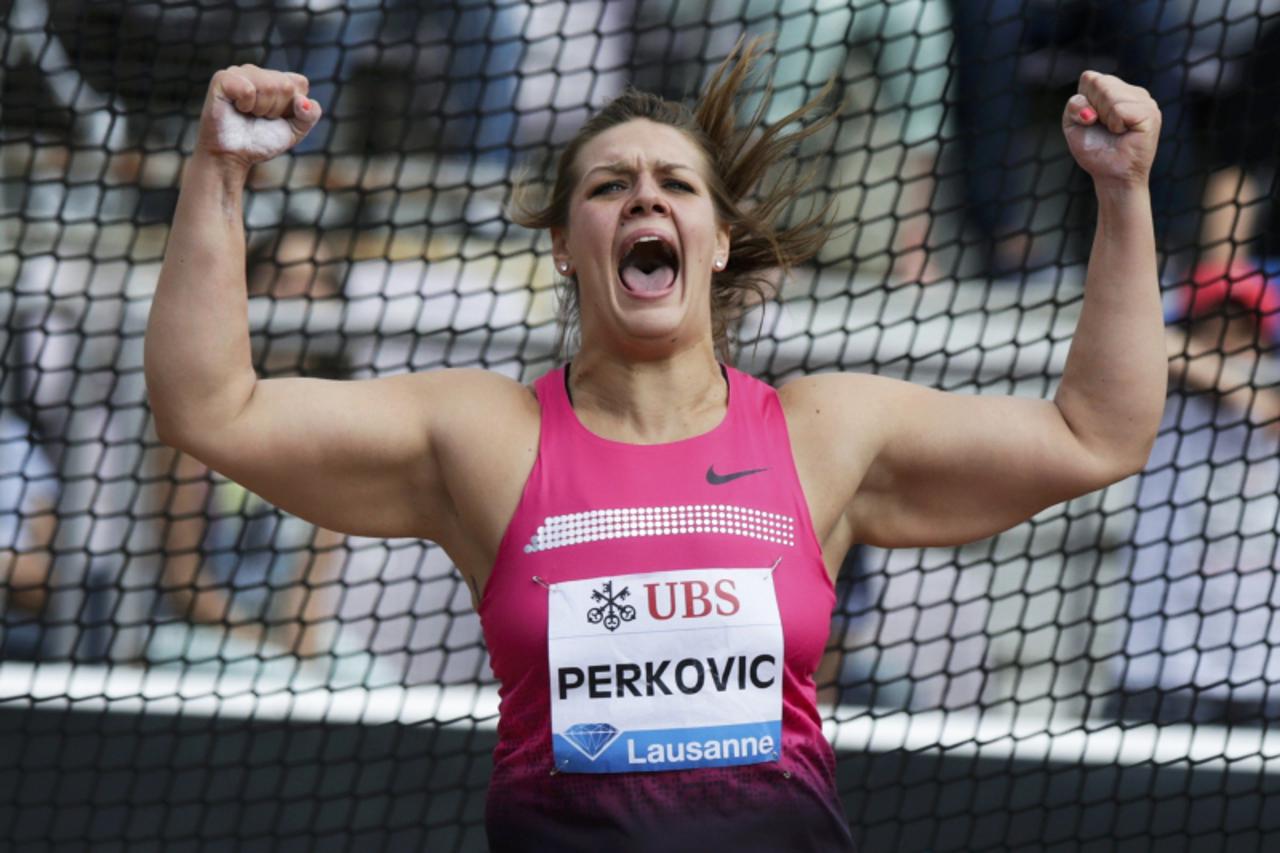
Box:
[557,261,569,274]
[714,257,726,270]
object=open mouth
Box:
[618,235,680,295]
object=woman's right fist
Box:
[197,65,321,167]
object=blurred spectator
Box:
[1195,14,1280,282]
[817,545,903,709]
[1115,270,1280,724]
[950,0,1200,275]
[251,1,531,280]
[149,447,347,662]
[245,224,348,298]
[266,0,400,162]
[2,252,346,664]
[948,0,1032,276]
[752,0,954,283]
[1119,11,1280,710]
[265,0,523,165]
[0,404,344,662]
[140,350,357,663]
[0,411,60,658]
[1,0,155,206]
[1,0,130,152]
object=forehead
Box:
[573,119,711,181]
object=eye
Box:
[664,179,695,193]
[589,180,626,197]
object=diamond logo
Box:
[563,722,621,760]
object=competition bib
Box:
[547,567,783,774]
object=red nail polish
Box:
[1080,107,1097,123]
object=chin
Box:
[614,294,690,334]
[617,313,710,356]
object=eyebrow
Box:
[582,160,698,180]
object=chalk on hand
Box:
[1079,124,1118,152]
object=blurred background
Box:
[3,1,1280,849]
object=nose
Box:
[626,175,669,218]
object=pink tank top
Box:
[478,365,853,851]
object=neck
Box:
[568,345,727,444]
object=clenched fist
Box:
[1063,71,1162,189]
[196,65,322,169]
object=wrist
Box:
[1092,178,1154,231]
[188,148,253,190]
[1092,175,1150,206]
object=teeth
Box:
[626,235,664,253]
[624,235,674,254]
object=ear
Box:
[715,223,731,268]
[551,226,572,275]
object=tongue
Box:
[620,262,676,293]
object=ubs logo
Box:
[587,580,636,632]
[645,579,741,620]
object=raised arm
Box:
[147,67,316,452]
[785,72,1167,550]
[145,67,535,553]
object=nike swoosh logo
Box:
[706,465,768,485]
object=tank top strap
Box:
[532,366,572,426]
[531,366,581,462]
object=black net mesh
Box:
[3,0,1280,849]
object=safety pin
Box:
[550,758,571,776]
[767,556,782,576]
[532,576,551,588]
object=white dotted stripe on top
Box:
[523,504,796,553]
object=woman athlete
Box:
[146,41,1165,853]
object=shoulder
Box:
[354,367,540,486]
[416,366,540,413]
[776,371,912,439]
[411,367,541,448]
[408,369,542,570]
[772,372,908,539]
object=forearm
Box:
[145,152,258,445]
[1054,183,1166,474]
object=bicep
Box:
[176,368,502,540]
[795,375,1126,549]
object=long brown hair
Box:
[511,37,836,362]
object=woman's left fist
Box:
[1063,71,1162,188]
